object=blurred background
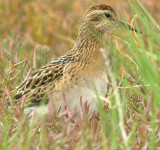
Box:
[0,1,160,149]
[0,0,160,69]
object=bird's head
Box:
[82,4,141,34]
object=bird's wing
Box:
[14,60,65,106]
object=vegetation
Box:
[0,0,160,149]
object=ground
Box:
[0,0,160,149]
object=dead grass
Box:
[0,0,160,150]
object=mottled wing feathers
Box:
[14,55,70,105]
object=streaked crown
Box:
[85,4,115,14]
[82,4,141,34]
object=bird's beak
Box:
[117,20,142,34]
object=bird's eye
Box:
[105,13,111,18]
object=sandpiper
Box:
[14,4,140,114]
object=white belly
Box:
[64,72,108,112]
[26,72,108,120]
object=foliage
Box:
[0,0,160,149]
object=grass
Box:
[0,0,160,149]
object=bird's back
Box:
[14,52,73,106]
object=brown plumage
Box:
[14,4,140,111]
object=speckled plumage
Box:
[14,4,139,111]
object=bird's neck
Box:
[71,24,104,62]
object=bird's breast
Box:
[57,69,108,112]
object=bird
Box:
[14,4,141,114]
